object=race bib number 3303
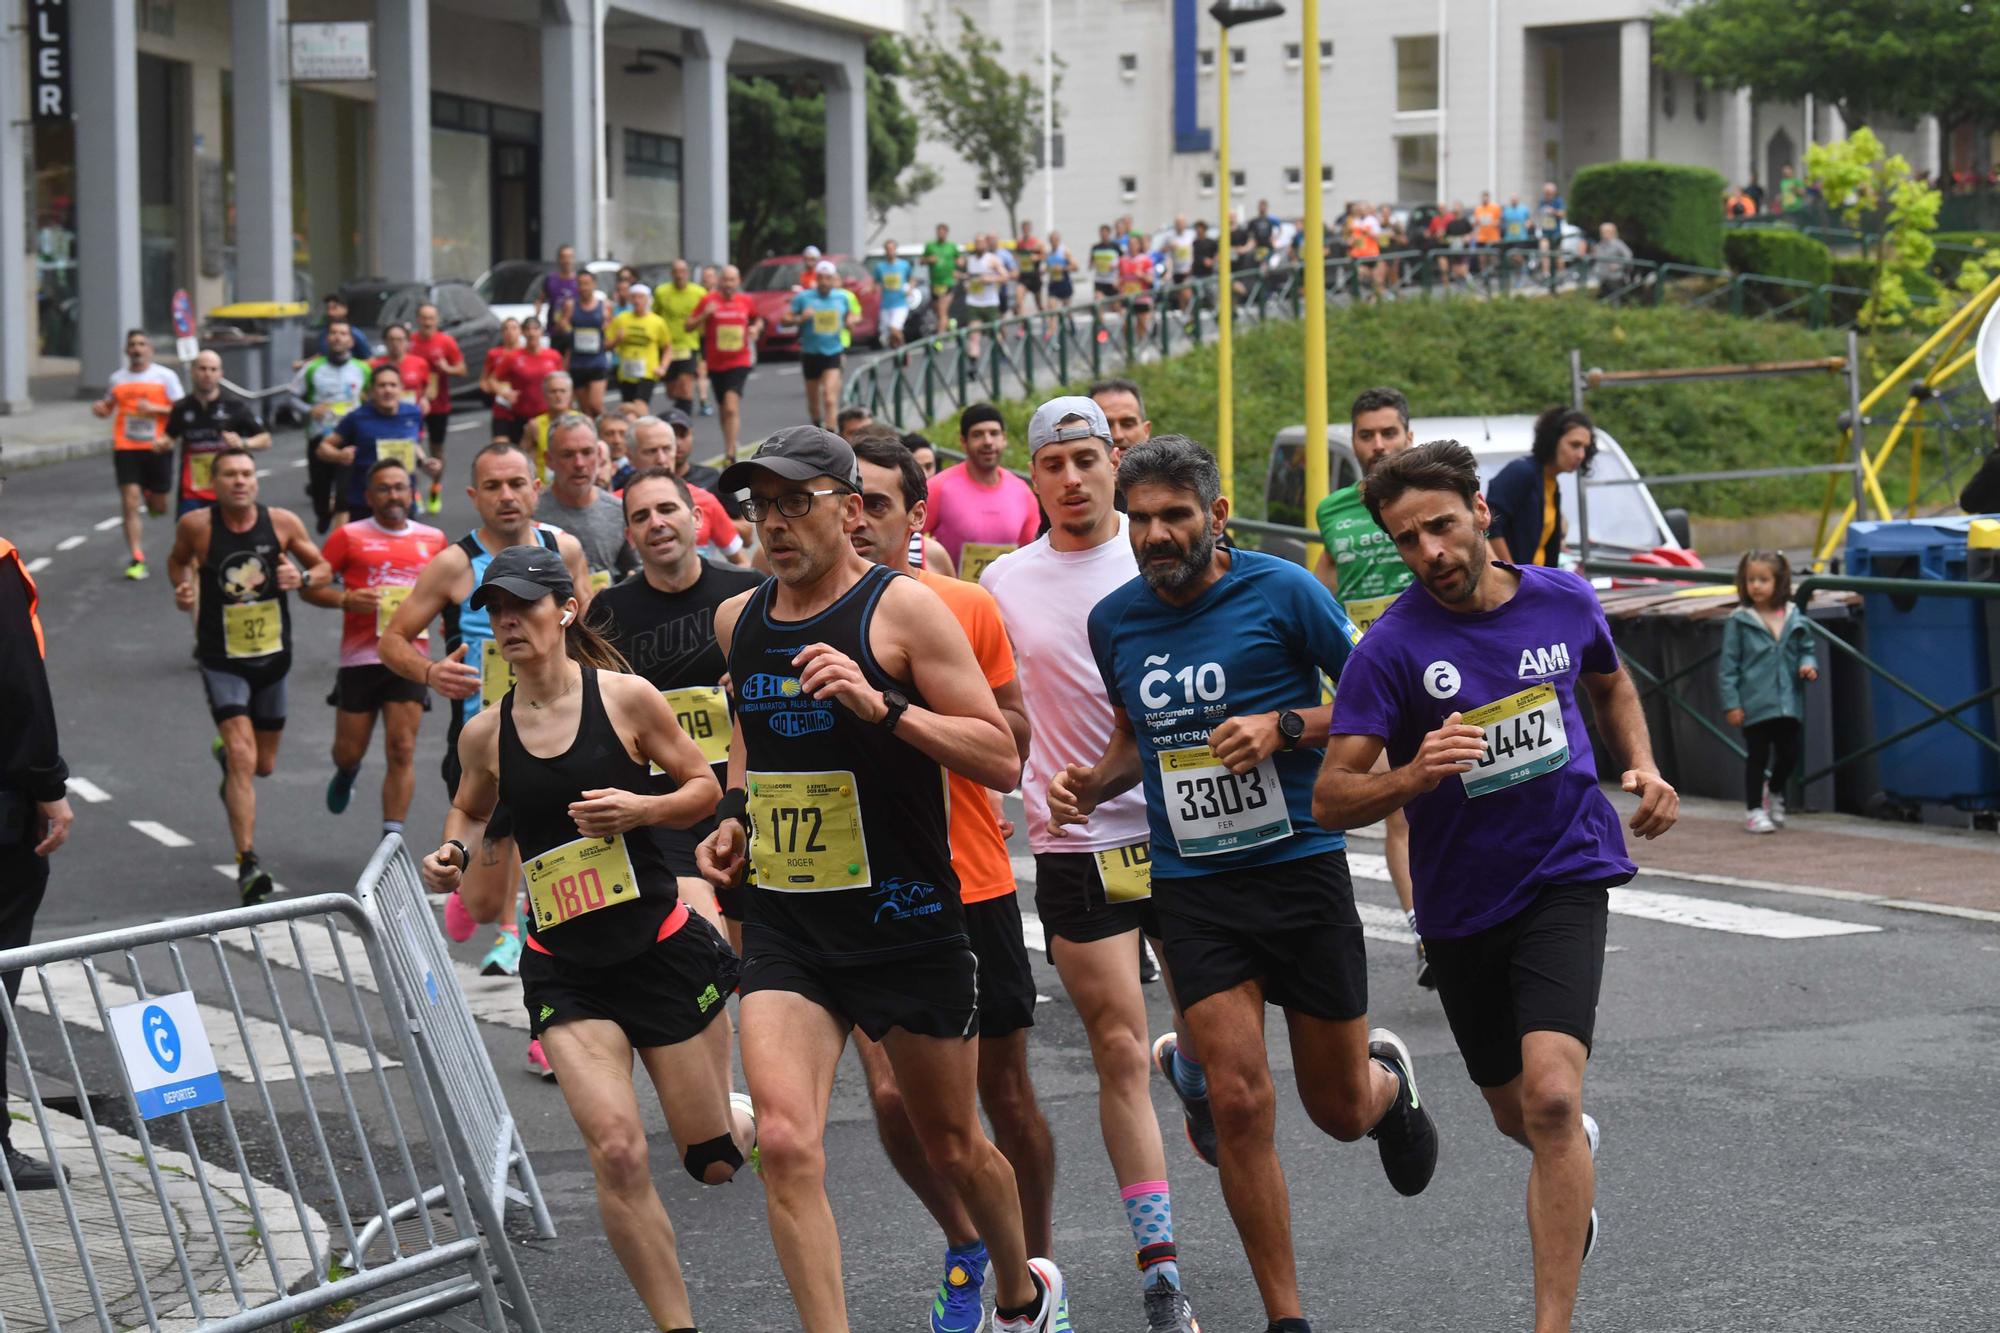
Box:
[1158,745,1290,857]
[1459,683,1569,799]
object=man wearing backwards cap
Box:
[697,426,1069,1331]
[979,397,1207,1332]
[780,261,861,431]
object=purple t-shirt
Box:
[1331,562,1634,939]
[540,271,580,319]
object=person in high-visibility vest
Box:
[0,533,76,1191]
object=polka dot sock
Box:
[1122,1179,1180,1290]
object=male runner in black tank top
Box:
[420,545,752,1333]
[696,427,1068,1333]
[165,447,329,903]
[587,466,760,947]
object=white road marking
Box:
[66,777,112,804]
[16,960,396,1082]
[95,516,124,531]
[290,457,310,468]
[56,535,87,551]
[130,820,193,848]
[256,468,272,478]
[25,556,51,574]
[1606,886,1880,939]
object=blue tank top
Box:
[446,524,562,724]
[567,297,613,372]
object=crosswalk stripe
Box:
[130,820,193,848]
[16,961,396,1082]
[1605,887,1880,939]
[95,516,124,531]
[66,777,112,804]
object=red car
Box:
[744,254,882,353]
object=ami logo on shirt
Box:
[1518,642,1572,679]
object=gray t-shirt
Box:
[536,489,636,582]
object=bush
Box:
[1570,161,1728,269]
[1929,231,2000,286]
[1723,229,1832,286]
[1828,258,1943,326]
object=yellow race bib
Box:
[481,638,517,709]
[882,271,904,291]
[1343,592,1400,636]
[716,324,745,352]
[222,601,283,660]
[190,451,218,492]
[812,308,841,336]
[747,770,870,892]
[1094,841,1154,903]
[378,438,420,473]
[525,833,641,930]
[665,686,731,766]
[958,542,1016,584]
[374,584,414,639]
[589,568,613,592]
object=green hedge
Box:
[1929,231,2000,286]
[1825,258,1943,328]
[1723,230,1832,286]
[1570,161,1728,269]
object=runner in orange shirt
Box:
[1473,191,1504,278]
[91,330,185,579]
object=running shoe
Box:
[211,737,227,799]
[426,487,444,515]
[931,1241,988,1333]
[730,1091,761,1176]
[525,1039,554,1081]
[1142,1272,1202,1332]
[442,891,479,943]
[1152,1032,1218,1168]
[1767,793,1788,827]
[1744,807,1776,834]
[1583,1113,1601,1263]
[480,929,523,977]
[1365,1027,1438,1197]
[124,560,149,581]
[325,765,358,814]
[237,855,275,906]
[990,1257,1065,1332]
[699,399,715,417]
[1139,938,1160,984]
[3,1143,68,1192]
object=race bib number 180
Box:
[1459,683,1569,799]
[1158,745,1290,857]
[525,833,640,930]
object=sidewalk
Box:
[0,398,117,472]
[3,1098,327,1331]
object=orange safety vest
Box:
[0,537,45,658]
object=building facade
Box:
[880,0,1943,249]
[1,0,899,406]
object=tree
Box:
[1652,0,2000,136]
[726,37,928,264]
[904,10,1061,233]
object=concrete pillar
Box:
[1617,20,1651,163]
[541,3,595,259]
[375,0,432,281]
[1825,104,1846,142]
[0,6,31,411]
[681,29,733,266]
[73,0,144,392]
[824,54,867,256]
[1921,115,1942,178]
[232,0,293,304]
[1731,88,1755,190]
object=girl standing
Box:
[1720,550,1819,833]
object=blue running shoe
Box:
[326,765,358,814]
[1152,1031,1218,1167]
[480,930,523,977]
[932,1242,988,1333]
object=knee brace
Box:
[683,1132,743,1183]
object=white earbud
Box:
[559,610,574,626]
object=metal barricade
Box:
[351,835,555,1277]
[0,893,537,1332]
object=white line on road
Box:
[66,777,112,804]
[256,468,272,478]
[130,820,194,848]
[25,556,51,574]
[290,457,309,468]
[95,516,124,531]
[56,535,86,551]
[1607,886,1880,939]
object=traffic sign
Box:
[107,991,225,1120]
[171,289,196,338]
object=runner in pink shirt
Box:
[922,402,1042,583]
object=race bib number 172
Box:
[1158,745,1290,857]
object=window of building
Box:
[1120,52,1138,78]
[1284,166,1302,190]
[1032,133,1066,170]
[1198,47,1216,72]
[1395,35,1439,114]
[1200,170,1217,195]
[1284,42,1302,66]
[1230,46,1247,72]
[1230,169,1246,194]
[1121,175,1139,200]
[622,129,682,262]
[1396,133,1438,204]
[1321,163,1334,188]
[977,184,994,207]
[1661,73,1676,120]
[1694,84,1708,122]
[1320,39,1334,64]
[1542,45,1561,122]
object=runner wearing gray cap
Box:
[980,396,1207,1332]
[697,426,1068,1332]
[418,541,755,1333]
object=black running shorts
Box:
[521,910,739,1049]
[1152,848,1368,1022]
[963,894,1037,1037]
[1032,850,1158,946]
[664,357,699,384]
[113,449,174,493]
[333,663,429,713]
[800,351,843,380]
[568,365,610,386]
[201,663,289,730]
[1424,883,1612,1088]
[619,377,657,405]
[710,366,751,399]
[738,923,977,1042]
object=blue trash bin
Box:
[1845,518,2000,808]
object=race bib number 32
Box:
[1459,683,1570,799]
[526,833,640,930]
[747,770,870,892]
[222,601,283,659]
[1158,745,1290,857]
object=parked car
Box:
[474,258,623,328]
[743,254,883,353]
[322,278,502,403]
[1261,414,1694,566]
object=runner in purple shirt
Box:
[1312,439,1678,1333]
[535,244,583,356]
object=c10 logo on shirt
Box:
[1140,654,1226,709]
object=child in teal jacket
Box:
[1719,551,1819,832]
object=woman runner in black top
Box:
[421,543,753,1333]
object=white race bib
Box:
[620,356,649,381]
[1459,683,1570,799]
[572,327,603,355]
[1157,744,1290,857]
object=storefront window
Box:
[32,121,78,358]
[138,54,188,332]
[432,127,493,280]
[291,90,371,299]
[621,129,681,264]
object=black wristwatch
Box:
[879,689,911,734]
[445,838,470,871]
[1276,709,1305,752]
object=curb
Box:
[2,438,115,473]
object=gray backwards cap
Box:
[1027,395,1111,453]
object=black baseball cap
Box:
[718,425,861,494]
[469,544,574,610]
[664,407,693,433]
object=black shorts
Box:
[569,364,610,386]
[710,366,751,398]
[800,351,843,380]
[664,357,699,384]
[200,663,289,730]
[714,883,744,922]
[113,449,174,493]
[1153,848,1368,1022]
[1049,279,1074,300]
[493,415,525,444]
[1425,883,1611,1088]
[1021,271,1043,295]
[333,663,429,713]
[738,923,978,1042]
[1033,850,1159,945]
[425,412,451,452]
[522,909,740,1048]
[619,378,657,405]
[964,894,1036,1036]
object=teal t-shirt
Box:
[790,291,850,357]
[1314,483,1413,633]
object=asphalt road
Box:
[4,404,1998,1332]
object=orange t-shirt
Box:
[918,567,1019,904]
[1474,204,1502,245]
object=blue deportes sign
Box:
[108,991,226,1120]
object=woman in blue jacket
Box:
[1486,406,1596,566]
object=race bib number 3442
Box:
[1459,683,1570,799]
[1157,745,1290,857]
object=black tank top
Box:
[196,503,291,678]
[729,564,961,963]
[498,667,677,966]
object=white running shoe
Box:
[1744,807,1776,834]
[990,1257,1066,1332]
[1582,1112,1601,1263]
[1767,793,1788,827]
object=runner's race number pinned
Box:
[747,770,870,891]
[526,833,640,929]
[1458,683,1569,798]
[1158,744,1290,857]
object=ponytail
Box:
[565,614,632,674]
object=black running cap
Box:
[718,425,861,494]
[469,544,574,610]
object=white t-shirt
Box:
[980,518,1151,854]
[108,364,186,399]
[1159,228,1197,274]
[965,252,1007,308]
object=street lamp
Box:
[1210,0,1285,504]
